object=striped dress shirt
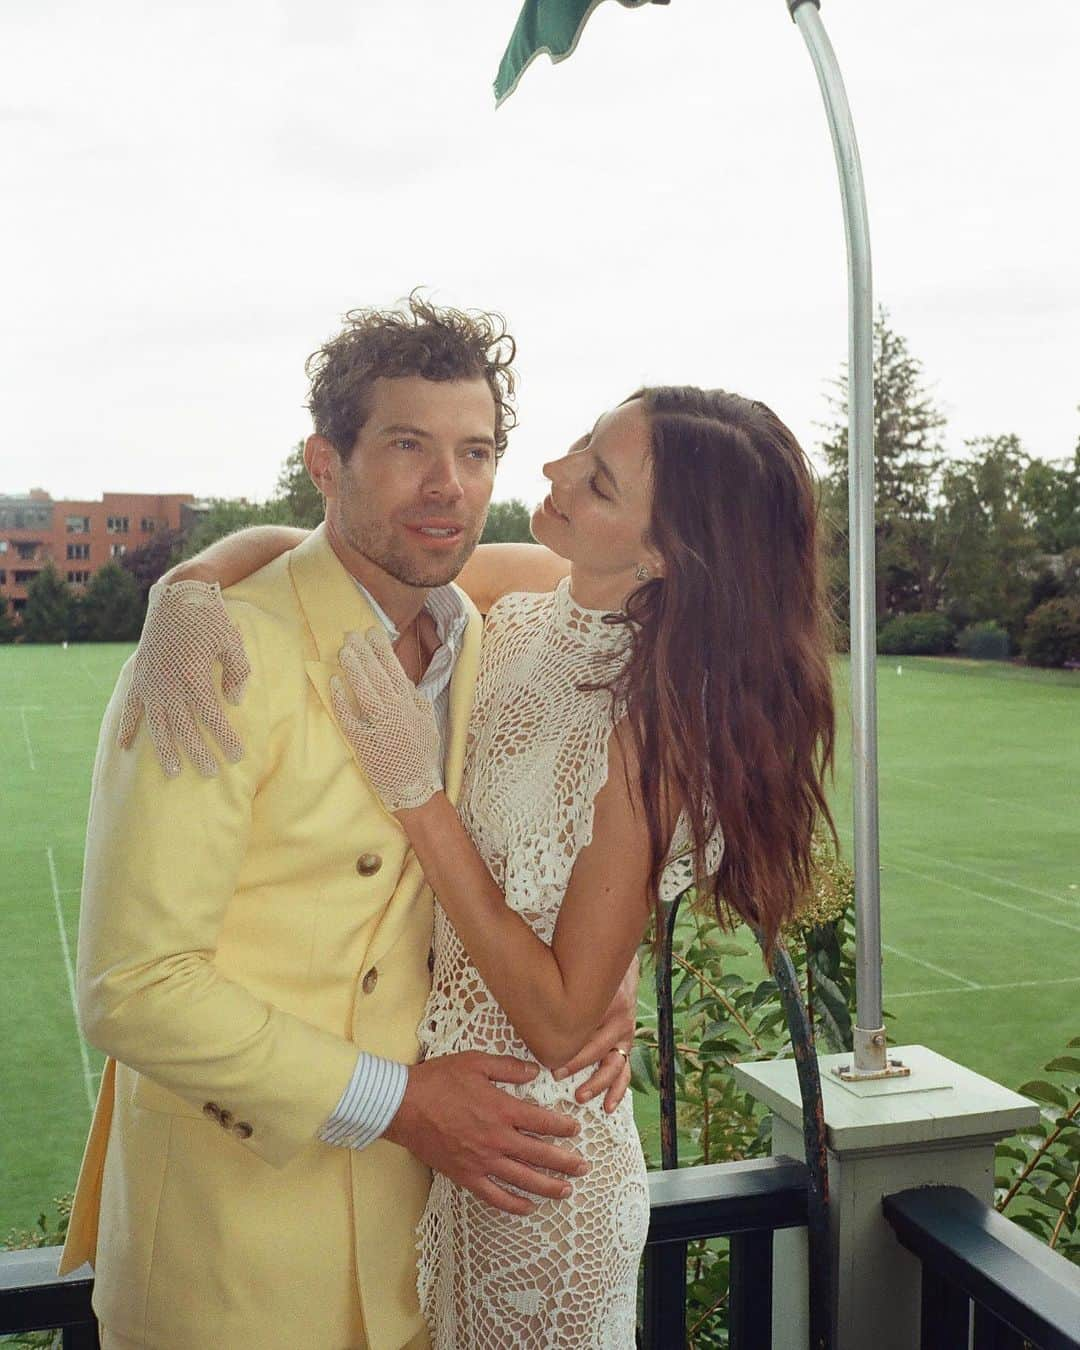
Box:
[319,581,469,1150]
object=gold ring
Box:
[615,1047,630,1062]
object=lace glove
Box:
[330,626,442,813]
[117,579,251,778]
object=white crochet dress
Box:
[415,580,720,1349]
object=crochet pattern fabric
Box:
[415,581,722,1348]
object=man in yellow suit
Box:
[60,298,633,1349]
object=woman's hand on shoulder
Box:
[455,542,569,614]
[117,580,250,778]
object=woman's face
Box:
[531,399,662,602]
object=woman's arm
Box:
[454,542,569,614]
[399,727,652,1070]
[165,525,310,587]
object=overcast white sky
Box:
[3,0,1078,508]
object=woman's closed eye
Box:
[588,472,610,500]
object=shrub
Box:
[877,611,955,655]
[1022,598,1080,668]
[996,1037,1080,1267]
[956,621,1011,661]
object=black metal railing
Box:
[643,1154,809,1346]
[883,1185,1080,1350]
[0,1245,97,1348]
[0,1155,809,1350]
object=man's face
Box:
[315,375,497,589]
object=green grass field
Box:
[2,645,1078,1237]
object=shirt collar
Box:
[354,579,469,649]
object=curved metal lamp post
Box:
[787,0,907,1083]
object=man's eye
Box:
[588,473,609,500]
[393,438,419,451]
[465,446,492,461]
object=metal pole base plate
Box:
[832,1057,912,1083]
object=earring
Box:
[634,564,650,581]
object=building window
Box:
[66,515,91,534]
[110,543,127,558]
[140,517,157,533]
[12,598,26,613]
[67,570,91,585]
[0,540,8,553]
[14,570,39,584]
[106,516,130,534]
[15,542,39,560]
[0,570,6,585]
[67,543,91,560]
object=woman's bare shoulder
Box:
[455,543,570,615]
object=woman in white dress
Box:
[125,385,835,1348]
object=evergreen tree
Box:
[22,563,75,642]
[0,593,16,642]
[819,307,947,618]
[79,561,145,641]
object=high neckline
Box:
[550,577,631,652]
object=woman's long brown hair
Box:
[605,387,837,957]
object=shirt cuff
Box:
[318,1052,408,1150]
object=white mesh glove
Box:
[329,626,442,813]
[117,579,251,778]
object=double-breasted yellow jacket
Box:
[59,525,483,1349]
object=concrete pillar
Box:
[732,1044,1038,1350]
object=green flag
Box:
[494,0,662,106]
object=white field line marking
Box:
[882,942,979,989]
[891,846,1080,912]
[885,858,1080,937]
[889,975,1080,1000]
[46,845,95,1113]
[0,705,45,711]
[19,708,37,771]
[881,770,1064,827]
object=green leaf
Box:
[1043,1055,1080,1074]
[1019,1079,1070,1109]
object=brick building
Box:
[0,489,196,617]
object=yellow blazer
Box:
[59,525,482,1350]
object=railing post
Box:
[641,1243,687,1347]
[729,1229,775,1346]
[921,1265,970,1349]
[734,1045,1038,1349]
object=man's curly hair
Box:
[306,291,517,462]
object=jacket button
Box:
[356,853,383,877]
[362,967,379,994]
[218,1108,234,1129]
[232,1121,254,1140]
[202,1101,223,1123]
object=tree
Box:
[177,498,285,561]
[0,594,16,643]
[935,435,1038,640]
[273,441,325,529]
[22,563,74,642]
[481,498,533,544]
[78,561,145,641]
[1020,442,1080,554]
[819,307,947,618]
[122,526,185,600]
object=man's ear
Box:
[304,435,338,500]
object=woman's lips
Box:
[542,494,569,523]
